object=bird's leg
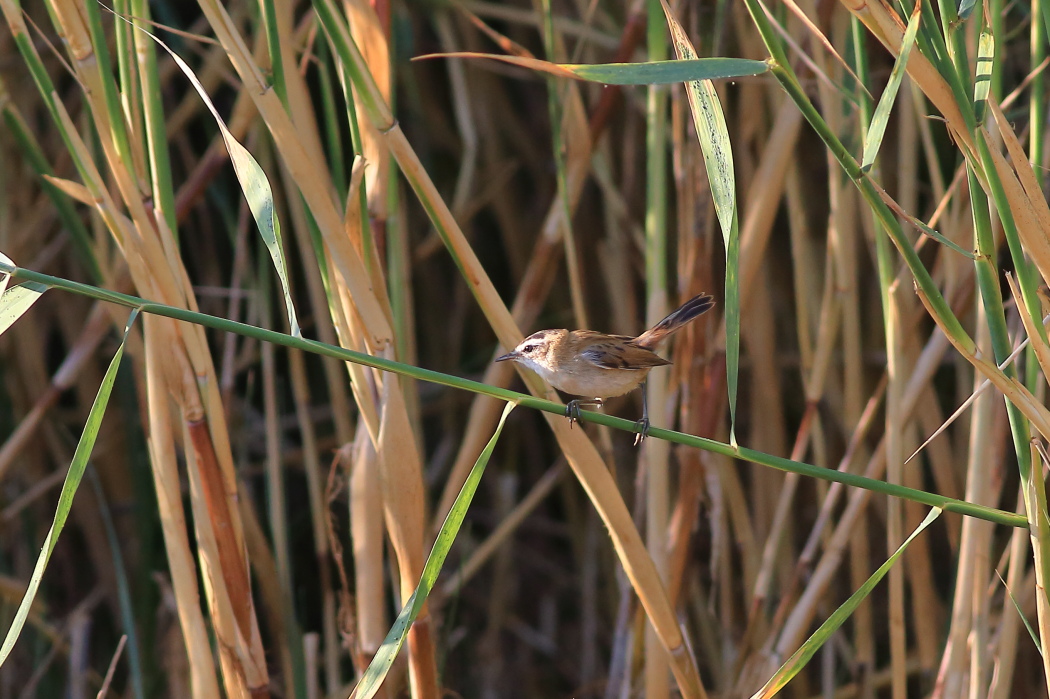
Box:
[565,398,604,428]
[634,379,651,445]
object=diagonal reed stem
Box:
[0,262,1027,530]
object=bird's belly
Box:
[548,368,650,399]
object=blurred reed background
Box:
[1,0,1049,697]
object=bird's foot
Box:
[565,398,603,429]
[565,400,582,428]
[633,417,651,446]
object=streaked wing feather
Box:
[580,338,672,370]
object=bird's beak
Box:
[495,351,518,363]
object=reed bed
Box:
[0,0,1048,697]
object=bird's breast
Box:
[546,365,651,399]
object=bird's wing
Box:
[577,333,672,369]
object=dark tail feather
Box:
[634,294,715,348]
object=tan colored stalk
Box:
[933,306,998,696]
[430,8,647,528]
[988,493,1030,699]
[749,138,843,618]
[644,284,672,699]
[914,286,1050,440]
[13,1,272,692]
[772,300,961,654]
[306,9,708,690]
[190,3,439,693]
[343,0,392,218]
[1026,442,1050,697]
[898,85,940,675]
[736,103,804,314]
[144,324,221,698]
[349,427,387,691]
[195,0,393,343]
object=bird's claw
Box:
[565,400,582,428]
[633,417,651,446]
[564,399,602,429]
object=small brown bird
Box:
[496,294,715,442]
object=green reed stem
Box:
[0,262,1027,530]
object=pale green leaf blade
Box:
[561,58,768,84]
[0,309,139,667]
[352,402,516,699]
[750,507,942,698]
[658,0,740,445]
[860,3,921,172]
[0,281,47,336]
[416,53,769,85]
[997,570,1042,655]
[122,20,301,338]
[912,218,975,258]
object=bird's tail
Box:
[634,294,715,349]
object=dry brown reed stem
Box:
[730,101,802,316]
[988,100,1050,284]
[914,286,1050,439]
[376,380,438,698]
[344,0,392,218]
[934,312,1000,695]
[21,0,271,691]
[886,99,917,699]
[237,487,295,698]
[365,96,707,689]
[144,323,221,699]
[432,9,647,529]
[95,634,127,699]
[988,493,1031,699]
[1027,442,1050,698]
[766,319,956,656]
[191,1,438,692]
[349,426,388,686]
[194,0,392,341]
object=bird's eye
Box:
[521,343,539,354]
